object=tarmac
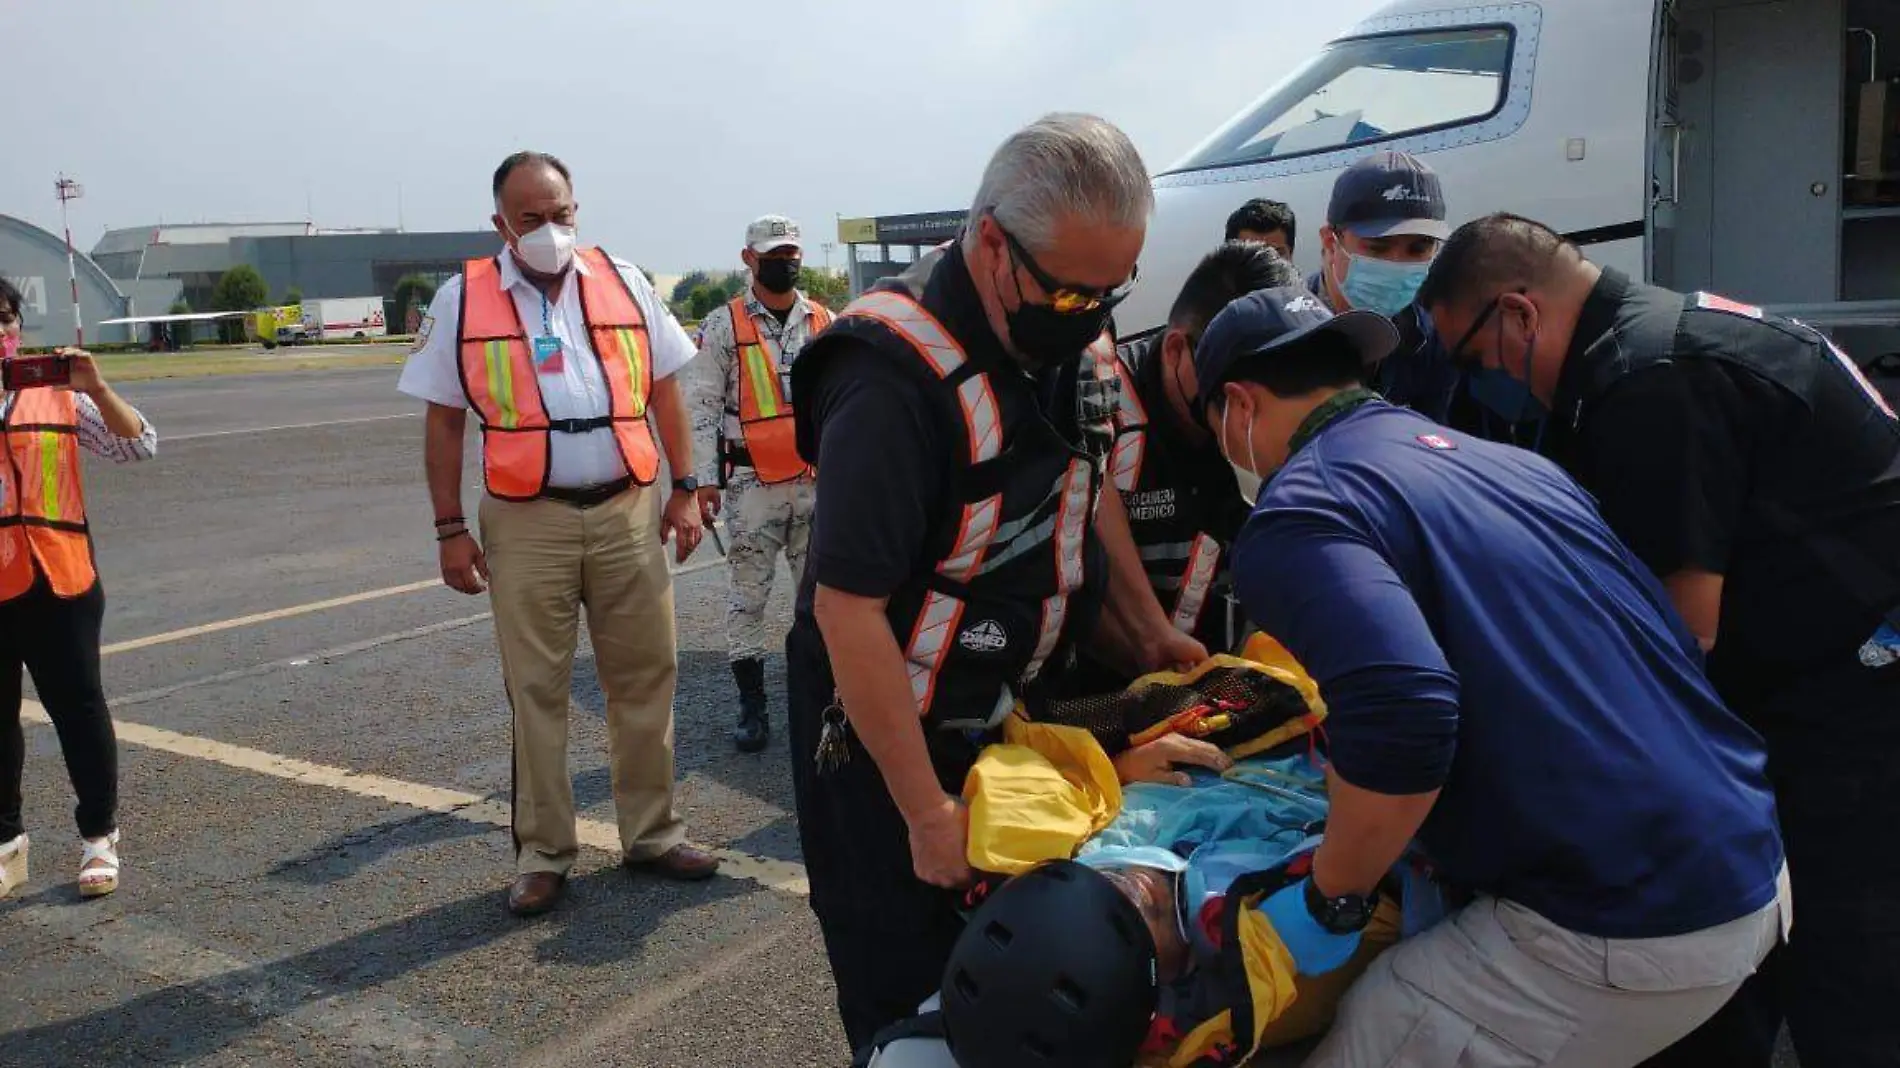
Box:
[0,364,1803,1068]
[0,366,844,1067]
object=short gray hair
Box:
[967,113,1153,254]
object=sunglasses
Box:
[993,213,1139,315]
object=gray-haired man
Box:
[784,113,1210,1052]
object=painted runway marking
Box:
[102,557,726,658]
[164,414,416,441]
[22,700,810,897]
[102,580,443,656]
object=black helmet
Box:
[940,860,1159,1068]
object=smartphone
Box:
[1,354,72,391]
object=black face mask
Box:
[756,258,800,295]
[1004,299,1113,369]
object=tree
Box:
[797,266,850,309]
[212,266,268,312]
[211,266,268,342]
[280,286,303,306]
[688,284,728,322]
[392,273,440,335]
[167,299,193,348]
[671,270,711,306]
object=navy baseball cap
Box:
[1326,150,1450,241]
[1193,286,1400,408]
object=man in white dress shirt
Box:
[398,151,717,917]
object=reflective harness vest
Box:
[729,294,832,484]
[455,247,659,500]
[796,250,1118,730]
[1104,336,1243,651]
[0,388,95,603]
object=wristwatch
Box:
[1304,877,1378,934]
[672,475,699,494]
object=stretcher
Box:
[859,644,1448,1068]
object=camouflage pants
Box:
[724,470,815,662]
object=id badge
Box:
[532,335,565,374]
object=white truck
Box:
[294,297,388,343]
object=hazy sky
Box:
[12,0,1387,274]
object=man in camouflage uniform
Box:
[691,215,832,752]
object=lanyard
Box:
[1286,387,1379,456]
[540,293,554,337]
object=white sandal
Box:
[78,830,119,898]
[0,834,26,899]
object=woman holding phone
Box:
[0,277,157,900]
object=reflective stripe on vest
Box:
[457,248,659,500]
[940,494,1003,584]
[0,388,94,602]
[1171,533,1221,635]
[906,589,964,713]
[1027,459,1094,680]
[842,291,967,378]
[1108,347,1148,491]
[1111,429,1146,493]
[956,375,1003,463]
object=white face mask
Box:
[507,219,577,276]
[1219,401,1264,507]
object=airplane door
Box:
[1662,0,1843,301]
[1647,3,1683,286]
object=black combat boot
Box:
[732,657,769,753]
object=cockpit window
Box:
[1167,27,1514,173]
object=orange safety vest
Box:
[0,388,96,603]
[456,247,660,500]
[729,294,832,484]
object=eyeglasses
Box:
[1441,287,1526,366]
[993,213,1139,315]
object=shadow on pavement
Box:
[0,868,754,1066]
[264,809,494,887]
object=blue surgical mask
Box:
[1338,253,1430,318]
[1466,322,1549,449]
[1467,366,1546,425]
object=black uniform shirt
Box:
[1546,269,1900,740]
[793,245,1100,621]
[1125,334,1250,548]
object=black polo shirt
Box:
[793,246,1104,629]
[1544,269,1900,750]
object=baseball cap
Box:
[746,215,802,254]
[1192,286,1400,409]
[1325,150,1450,241]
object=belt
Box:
[540,476,633,508]
[723,444,754,469]
[548,416,613,434]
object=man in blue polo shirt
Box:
[1195,288,1790,1067]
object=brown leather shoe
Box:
[507,871,565,916]
[625,844,720,882]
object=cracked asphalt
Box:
[0,366,843,1068]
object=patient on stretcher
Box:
[860,645,1448,1068]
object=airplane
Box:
[1118,0,1900,366]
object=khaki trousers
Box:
[480,486,684,876]
[1304,868,1791,1068]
